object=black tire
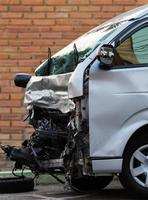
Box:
[119,133,148,197]
[71,176,113,192]
[0,176,34,193]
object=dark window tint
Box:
[114,26,148,67]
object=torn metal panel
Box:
[24,72,75,113]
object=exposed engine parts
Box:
[2,106,69,173]
[1,101,91,183]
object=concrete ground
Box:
[0,178,141,200]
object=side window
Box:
[113,26,148,67]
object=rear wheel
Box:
[0,176,34,193]
[71,176,113,192]
[119,134,148,197]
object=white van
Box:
[2,5,148,196]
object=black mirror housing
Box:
[97,44,115,70]
[14,73,32,88]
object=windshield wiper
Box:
[48,47,52,68]
[73,43,79,67]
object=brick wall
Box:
[0,0,147,169]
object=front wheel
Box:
[0,176,34,193]
[119,134,148,197]
[70,176,113,192]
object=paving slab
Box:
[0,179,139,200]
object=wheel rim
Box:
[130,144,148,188]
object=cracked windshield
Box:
[35,22,125,76]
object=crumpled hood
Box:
[24,72,75,113]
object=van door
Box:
[89,24,148,160]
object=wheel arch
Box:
[122,124,148,158]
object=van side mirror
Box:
[14,73,32,88]
[97,44,114,70]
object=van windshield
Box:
[35,21,126,76]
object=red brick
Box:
[0,134,10,140]
[0,60,17,67]
[10,19,32,25]
[73,25,91,32]
[30,27,51,32]
[0,80,10,86]
[9,40,32,46]
[0,94,9,100]
[90,0,113,4]
[10,94,23,100]
[68,0,89,4]
[32,40,54,46]
[9,6,31,12]
[0,0,20,5]
[5,26,29,33]
[11,121,28,127]
[19,47,40,53]
[1,114,22,121]
[0,101,21,107]
[18,33,40,39]
[1,87,22,93]
[21,0,43,5]
[1,47,18,53]
[33,19,55,25]
[0,67,9,73]
[0,54,9,59]
[79,19,100,25]
[0,40,8,46]
[51,26,73,32]
[12,107,25,114]
[70,12,92,19]
[0,33,17,39]
[41,32,62,39]
[32,6,54,12]
[0,6,8,11]
[114,0,135,5]
[137,0,148,4]
[56,19,80,25]
[18,60,40,66]
[0,121,10,127]
[93,12,115,19]
[10,67,34,73]
[0,19,9,25]
[33,54,47,60]
[124,6,137,11]
[1,127,23,134]
[47,13,68,18]
[0,108,10,114]
[55,6,78,12]
[102,6,124,12]
[0,73,13,80]
[24,13,45,19]
[79,6,101,12]
[45,0,66,5]
[54,40,71,46]
[9,54,31,59]
[11,134,23,140]
[1,12,22,18]
[63,33,81,39]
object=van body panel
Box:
[92,159,123,173]
[89,60,148,159]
